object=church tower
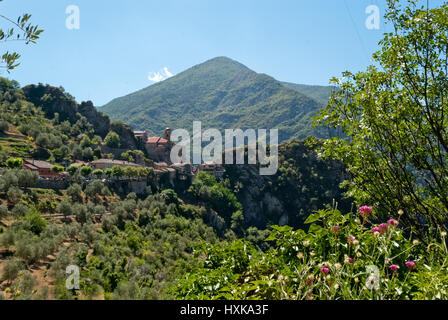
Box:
[164,127,171,141]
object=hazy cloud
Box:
[148,67,174,82]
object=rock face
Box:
[22,84,79,123]
[223,140,352,229]
[78,101,111,138]
[22,84,138,149]
[110,121,138,150]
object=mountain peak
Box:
[202,56,247,66]
[101,58,330,142]
[186,56,252,75]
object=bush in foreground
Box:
[172,206,448,300]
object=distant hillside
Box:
[22,84,138,150]
[101,57,330,142]
[0,78,143,164]
[223,139,351,229]
[280,82,336,106]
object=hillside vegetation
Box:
[101,57,331,141]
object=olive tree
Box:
[0,5,43,72]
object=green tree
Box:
[104,131,120,148]
[17,169,38,188]
[6,157,23,169]
[82,147,94,161]
[0,204,8,218]
[67,183,83,202]
[104,168,113,178]
[124,166,138,179]
[7,186,23,204]
[111,165,124,179]
[92,169,103,179]
[85,180,105,200]
[0,120,9,132]
[80,136,91,148]
[57,199,72,217]
[80,166,92,178]
[23,209,47,235]
[313,0,448,234]
[51,165,64,174]
[67,165,79,176]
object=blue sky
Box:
[0,0,441,106]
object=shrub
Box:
[23,210,47,235]
[173,207,448,300]
[7,186,23,204]
[67,183,83,202]
[80,166,92,177]
[51,165,64,174]
[85,180,105,199]
[104,131,120,148]
[0,120,9,133]
[1,258,25,282]
[0,204,8,218]
[67,165,79,176]
[92,169,103,179]
[57,199,72,217]
[16,169,38,188]
[11,271,37,299]
[11,203,29,217]
[6,157,23,169]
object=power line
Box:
[343,0,370,61]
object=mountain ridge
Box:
[100,57,333,141]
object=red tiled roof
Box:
[147,137,168,144]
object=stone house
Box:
[90,159,142,170]
[23,159,60,178]
[145,128,173,163]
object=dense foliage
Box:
[313,0,448,237]
[223,140,351,229]
[172,207,448,300]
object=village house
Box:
[134,130,148,143]
[170,163,194,181]
[90,159,142,170]
[145,128,173,163]
[196,161,226,179]
[153,162,169,170]
[23,159,60,178]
